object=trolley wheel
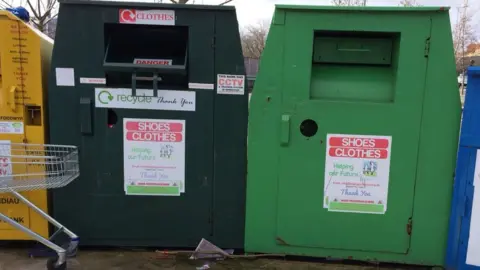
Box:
[46,257,67,270]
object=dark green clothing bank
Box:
[48,0,247,248]
[245,5,461,266]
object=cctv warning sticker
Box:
[216,74,245,95]
[119,9,175,26]
[323,134,392,215]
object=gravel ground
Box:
[0,248,431,270]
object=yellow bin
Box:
[0,10,53,240]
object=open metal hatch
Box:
[103,23,189,96]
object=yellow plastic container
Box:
[0,10,53,240]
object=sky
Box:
[192,0,479,28]
[5,0,479,29]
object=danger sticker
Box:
[216,74,245,95]
[119,9,175,26]
[133,59,172,65]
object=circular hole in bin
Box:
[300,119,318,137]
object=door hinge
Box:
[211,36,216,49]
[424,38,431,57]
[406,218,413,235]
[209,210,214,236]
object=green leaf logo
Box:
[98,90,114,104]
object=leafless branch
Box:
[19,0,58,34]
[26,0,41,20]
[43,12,57,25]
[169,0,178,3]
[399,0,422,6]
[0,0,12,8]
[453,3,477,74]
[38,5,55,21]
[218,0,233,5]
[452,0,478,97]
[332,0,367,6]
[241,20,270,59]
[39,0,46,13]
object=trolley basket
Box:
[0,142,80,270]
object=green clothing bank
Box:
[245,5,461,266]
[48,0,247,248]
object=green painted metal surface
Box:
[48,0,247,248]
[245,5,461,265]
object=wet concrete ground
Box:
[0,248,432,270]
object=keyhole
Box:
[300,119,318,137]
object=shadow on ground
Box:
[0,249,431,270]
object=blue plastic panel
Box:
[446,66,480,270]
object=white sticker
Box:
[119,9,175,26]
[95,88,195,111]
[188,83,214,90]
[467,150,480,266]
[0,122,23,134]
[133,59,172,65]
[123,118,185,196]
[80,77,106,85]
[323,134,392,214]
[0,140,13,181]
[55,68,75,87]
[217,74,245,95]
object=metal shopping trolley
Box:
[0,142,80,270]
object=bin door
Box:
[275,17,432,254]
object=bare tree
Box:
[332,0,367,6]
[453,1,476,73]
[241,20,269,59]
[0,0,9,9]
[453,0,477,95]
[399,0,422,6]
[0,0,18,9]
[169,0,233,4]
[26,0,57,34]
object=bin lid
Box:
[274,5,450,12]
[0,9,24,20]
[58,0,236,11]
[0,10,53,44]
